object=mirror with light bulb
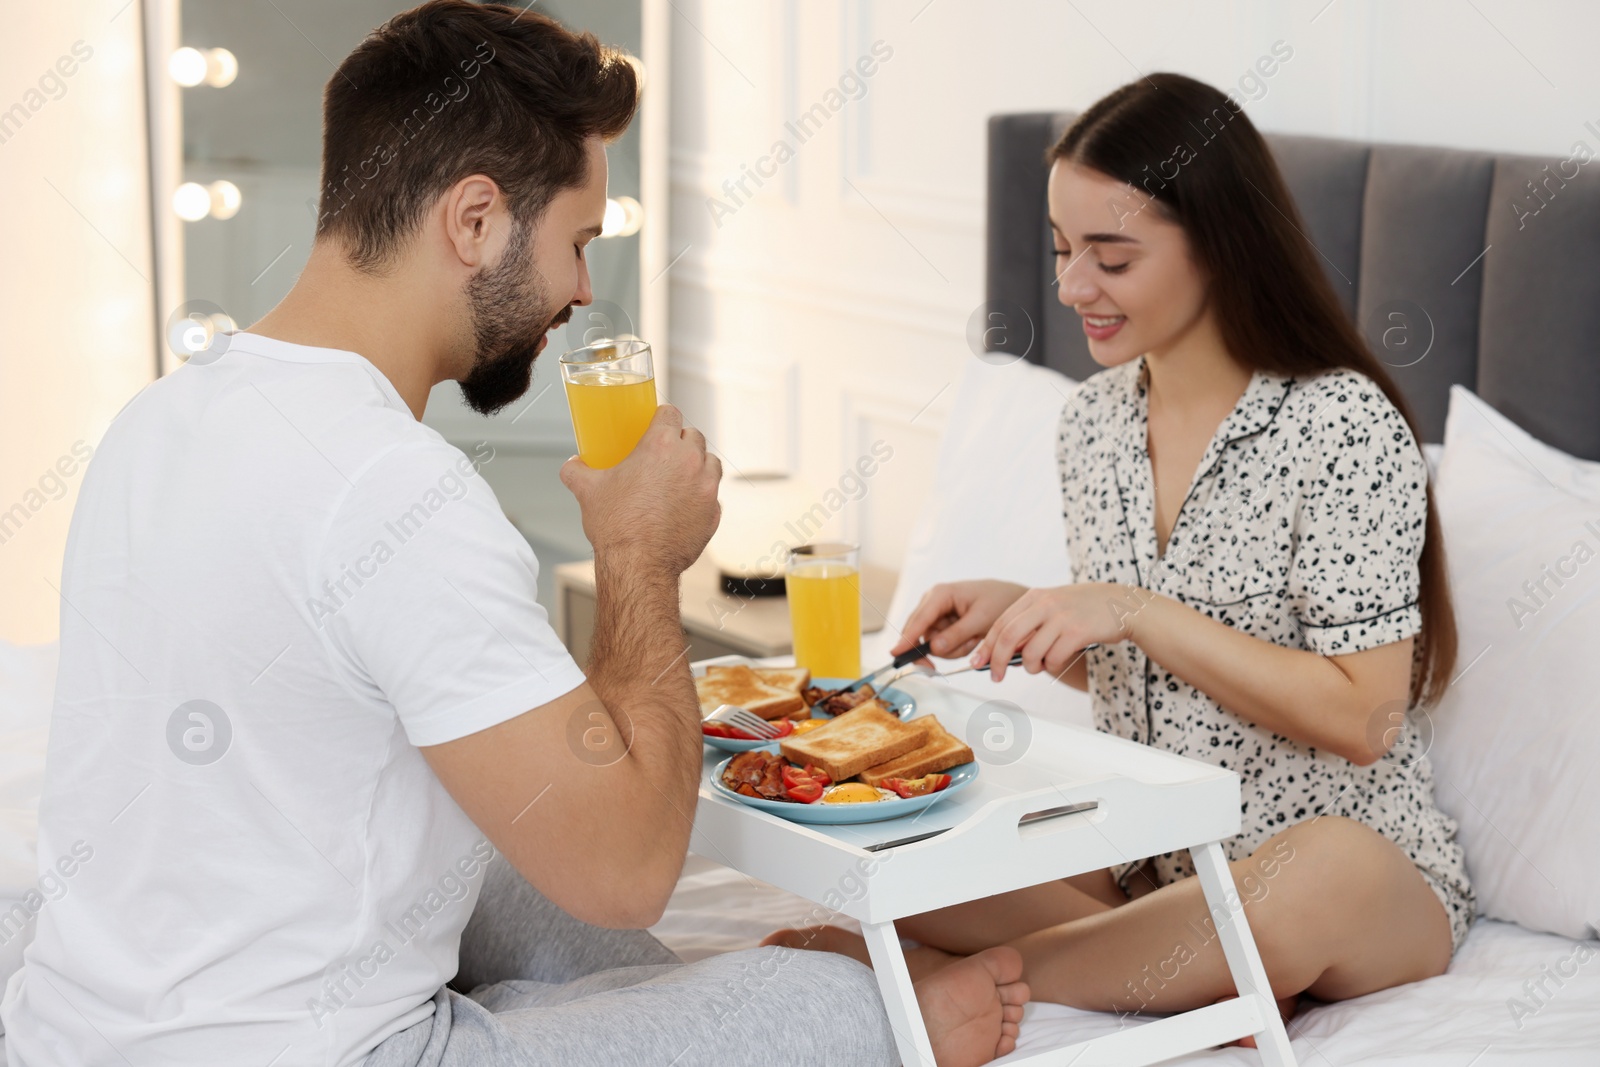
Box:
[166,0,664,606]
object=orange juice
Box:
[787,561,861,678]
[564,370,656,469]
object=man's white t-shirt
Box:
[0,333,588,1065]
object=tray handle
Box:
[1017,799,1100,827]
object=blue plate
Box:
[702,677,918,753]
[710,756,977,824]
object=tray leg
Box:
[1190,839,1298,1067]
[860,919,937,1067]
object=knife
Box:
[813,640,936,702]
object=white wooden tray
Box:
[693,672,1239,924]
[690,668,1298,1067]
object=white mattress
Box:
[651,854,1600,1065]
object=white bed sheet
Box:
[2,866,1591,1067]
[651,853,1600,1066]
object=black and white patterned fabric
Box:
[1057,356,1474,952]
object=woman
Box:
[765,72,1473,1029]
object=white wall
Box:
[666,0,1600,574]
[0,3,156,644]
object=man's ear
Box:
[443,174,503,269]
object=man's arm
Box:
[420,406,719,929]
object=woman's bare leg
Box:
[766,817,1451,1015]
[895,868,1124,954]
[761,867,1129,981]
[1012,817,1453,1013]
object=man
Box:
[1,3,1026,1064]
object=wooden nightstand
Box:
[553,555,898,667]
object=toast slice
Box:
[707,668,812,716]
[779,702,928,782]
[858,717,975,786]
[696,665,805,721]
[752,666,811,693]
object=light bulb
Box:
[173,182,211,221]
[207,180,242,220]
[204,48,238,88]
[169,47,206,87]
[600,195,643,238]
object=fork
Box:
[897,642,1106,686]
[875,649,1076,689]
[868,658,1005,689]
[703,704,782,739]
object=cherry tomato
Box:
[702,718,796,741]
[780,765,817,791]
[801,764,831,787]
[783,775,823,803]
[881,773,952,799]
[778,763,833,803]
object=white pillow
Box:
[0,639,58,1014]
[1423,442,1442,480]
[1429,385,1600,940]
[882,356,1090,726]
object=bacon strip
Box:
[720,750,800,802]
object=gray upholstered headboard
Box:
[985,111,1600,458]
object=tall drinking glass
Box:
[786,542,862,679]
[560,339,657,469]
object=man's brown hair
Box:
[316,0,638,273]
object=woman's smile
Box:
[1081,312,1126,341]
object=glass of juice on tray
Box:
[560,338,657,469]
[786,542,862,679]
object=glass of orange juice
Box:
[786,542,862,678]
[560,339,657,469]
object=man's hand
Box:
[892,579,1029,662]
[560,405,722,574]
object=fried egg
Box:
[821,782,891,804]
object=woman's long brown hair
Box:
[1050,73,1457,707]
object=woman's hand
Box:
[891,580,1029,662]
[973,583,1143,681]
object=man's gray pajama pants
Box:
[366,857,900,1066]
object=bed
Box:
[648,115,1600,1063]
[652,854,1600,1065]
[6,117,1600,1064]
[642,360,1600,1064]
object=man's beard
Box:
[458,221,572,416]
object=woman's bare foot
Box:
[916,946,1031,1066]
[761,928,1030,1065]
[1214,992,1300,1048]
[760,924,962,981]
